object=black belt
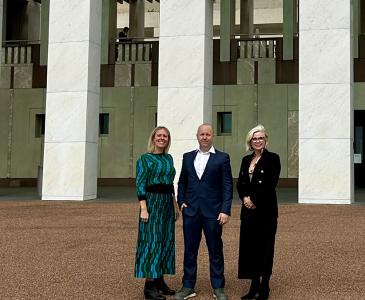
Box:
[146,184,174,194]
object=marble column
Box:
[299,0,353,204]
[220,0,235,62]
[40,0,49,65]
[129,0,144,39]
[101,0,117,64]
[283,0,295,60]
[42,0,102,200]
[240,0,254,37]
[158,0,213,180]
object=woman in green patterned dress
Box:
[135,126,179,300]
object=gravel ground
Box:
[0,201,364,300]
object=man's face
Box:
[197,125,214,151]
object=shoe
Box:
[241,277,260,299]
[174,287,196,300]
[256,288,270,300]
[213,288,228,300]
[155,277,175,295]
[241,291,259,299]
[144,281,166,300]
[257,277,270,300]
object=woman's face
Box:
[251,131,266,152]
[153,129,169,151]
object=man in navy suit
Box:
[174,124,233,300]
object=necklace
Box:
[249,154,261,174]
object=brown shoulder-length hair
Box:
[147,126,171,153]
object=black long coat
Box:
[236,149,281,279]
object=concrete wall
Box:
[1,82,365,180]
[98,86,157,178]
[213,83,297,178]
[0,88,45,179]
[0,82,299,180]
[0,89,10,178]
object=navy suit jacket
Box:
[177,149,233,218]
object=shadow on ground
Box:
[1,186,365,204]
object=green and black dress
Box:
[134,153,176,278]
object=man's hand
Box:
[180,203,188,212]
[217,213,229,225]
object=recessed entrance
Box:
[354,110,365,189]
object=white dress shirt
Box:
[194,147,215,179]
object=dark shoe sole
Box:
[159,290,176,295]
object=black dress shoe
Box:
[241,277,260,299]
[144,281,166,300]
[154,277,175,295]
[256,287,270,300]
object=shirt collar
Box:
[197,146,215,154]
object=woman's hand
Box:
[140,207,149,222]
[243,196,256,209]
[139,200,149,222]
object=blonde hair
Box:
[245,124,268,151]
[147,126,171,153]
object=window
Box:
[217,112,232,136]
[35,114,45,137]
[99,113,110,135]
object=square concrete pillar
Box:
[240,0,254,37]
[42,0,102,200]
[40,0,50,65]
[299,0,353,204]
[283,0,296,60]
[101,0,117,64]
[220,0,235,62]
[129,0,145,38]
[0,0,3,58]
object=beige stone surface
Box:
[0,201,364,299]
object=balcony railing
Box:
[1,37,279,66]
[1,40,40,65]
[115,38,157,63]
[237,38,277,59]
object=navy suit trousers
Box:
[182,211,225,289]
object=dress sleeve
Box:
[136,155,148,201]
[267,153,281,188]
[168,154,176,195]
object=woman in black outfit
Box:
[237,125,281,300]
